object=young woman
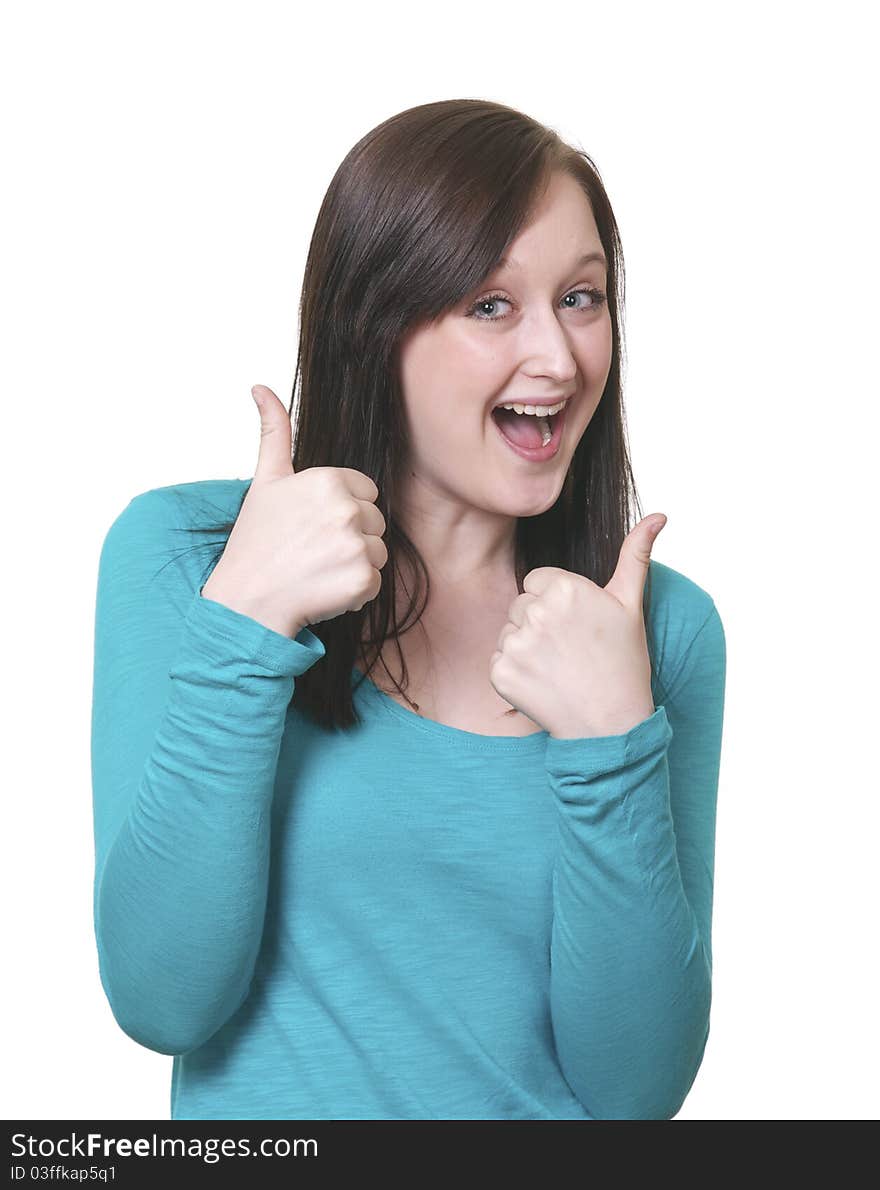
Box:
[91,98,726,1120]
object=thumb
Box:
[605,514,667,607]
[251,385,294,480]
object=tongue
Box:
[493,407,546,448]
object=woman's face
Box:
[396,170,613,522]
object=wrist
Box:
[548,698,656,740]
[200,579,304,640]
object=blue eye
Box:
[466,287,607,322]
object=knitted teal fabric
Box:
[90,480,726,1120]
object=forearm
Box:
[546,707,711,1119]
[96,730,278,1055]
[94,592,307,1055]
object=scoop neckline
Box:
[350,666,549,752]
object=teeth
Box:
[495,399,568,416]
[493,399,564,448]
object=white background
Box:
[2,0,877,1121]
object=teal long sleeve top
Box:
[90,479,726,1121]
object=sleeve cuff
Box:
[189,586,326,676]
[544,705,672,782]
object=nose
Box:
[518,307,579,385]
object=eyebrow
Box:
[494,250,608,273]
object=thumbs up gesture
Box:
[200,385,388,638]
[488,516,668,738]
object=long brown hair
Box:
[176,98,660,732]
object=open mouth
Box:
[489,399,570,461]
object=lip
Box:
[490,398,570,462]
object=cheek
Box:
[404,402,475,473]
[593,318,614,372]
[575,320,612,370]
[449,322,512,377]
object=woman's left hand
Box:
[488,515,667,738]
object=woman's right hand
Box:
[200,384,388,639]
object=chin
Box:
[500,483,565,520]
